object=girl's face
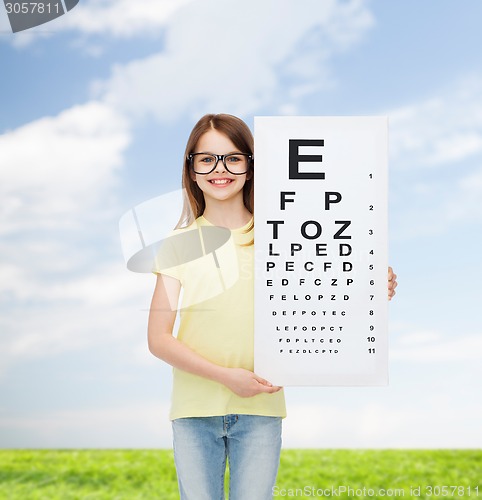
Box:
[191,129,251,205]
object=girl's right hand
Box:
[222,368,282,398]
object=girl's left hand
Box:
[388,266,398,301]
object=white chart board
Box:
[254,116,388,386]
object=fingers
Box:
[388,266,397,282]
[254,375,272,387]
[258,384,283,393]
[254,374,282,393]
[388,266,398,301]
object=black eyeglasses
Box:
[188,153,253,175]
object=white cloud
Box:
[0,263,151,361]
[443,164,482,223]
[425,132,482,165]
[389,75,482,168]
[3,260,144,310]
[94,0,374,121]
[390,162,482,241]
[387,75,482,240]
[391,331,482,362]
[0,101,130,234]
[0,98,137,371]
[0,100,143,373]
[0,402,172,447]
[282,399,482,448]
[396,330,441,346]
[62,0,194,37]
[388,323,482,363]
[0,0,194,48]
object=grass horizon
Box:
[1,449,480,499]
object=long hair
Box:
[176,114,254,230]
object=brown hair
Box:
[176,114,254,233]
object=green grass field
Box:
[0,450,480,499]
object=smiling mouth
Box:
[209,179,233,185]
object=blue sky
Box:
[0,0,481,448]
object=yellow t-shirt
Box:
[152,215,286,420]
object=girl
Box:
[148,114,397,500]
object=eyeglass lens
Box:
[192,154,249,174]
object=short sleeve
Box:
[151,231,184,281]
[151,224,206,282]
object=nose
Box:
[214,155,226,172]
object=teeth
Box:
[211,179,231,184]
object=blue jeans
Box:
[172,414,282,500]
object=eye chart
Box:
[254,116,388,386]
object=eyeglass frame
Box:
[187,152,253,175]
